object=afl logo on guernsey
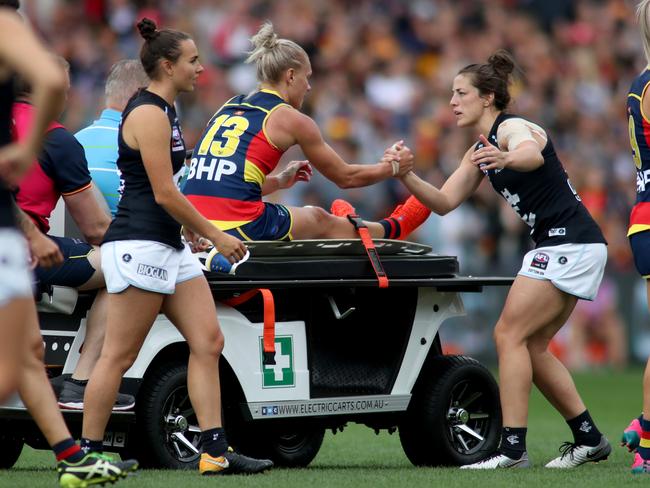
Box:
[531,252,549,270]
[171,127,185,152]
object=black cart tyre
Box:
[132,362,201,469]
[262,426,325,467]
[0,433,23,469]
[399,355,501,466]
[231,422,324,468]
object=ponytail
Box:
[245,21,308,83]
[136,17,191,79]
[458,49,519,111]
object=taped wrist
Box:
[390,160,399,176]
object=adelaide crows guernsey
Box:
[481,113,605,247]
[103,89,186,249]
[0,76,14,228]
[182,89,288,230]
[627,68,650,236]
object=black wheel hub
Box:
[162,386,201,463]
[447,407,470,425]
[445,379,492,455]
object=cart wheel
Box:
[399,355,501,466]
[262,425,325,467]
[131,362,200,469]
[0,431,23,469]
[233,423,324,468]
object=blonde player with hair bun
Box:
[183,21,430,245]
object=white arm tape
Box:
[497,118,547,152]
[390,143,400,176]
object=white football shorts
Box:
[0,228,33,306]
[101,240,203,294]
[518,243,607,301]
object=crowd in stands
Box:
[20,0,646,366]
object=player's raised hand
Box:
[381,141,402,176]
[384,141,414,177]
[471,134,508,171]
[277,160,312,189]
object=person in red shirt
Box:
[13,57,134,411]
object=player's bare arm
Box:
[267,106,411,188]
[63,184,110,245]
[0,12,65,181]
[400,145,483,215]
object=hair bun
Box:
[137,18,159,42]
[261,32,278,50]
[488,49,515,78]
[251,21,279,51]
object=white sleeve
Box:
[496,118,547,152]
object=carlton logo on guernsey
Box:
[628,68,650,236]
[183,89,288,231]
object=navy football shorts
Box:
[35,236,96,287]
[225,203,293,241]
[630,230,650,278]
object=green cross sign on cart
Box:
[260,335,295,388]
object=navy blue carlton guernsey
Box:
[103,89,186,249]
[479,113,605,248]
[0,76,14,228]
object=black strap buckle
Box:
[263,350,276,366]
[347,214,366,230]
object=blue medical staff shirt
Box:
[75,109,121,216]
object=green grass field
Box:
[4,368,648,487]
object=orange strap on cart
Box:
[347,214,389,288]
[222,288,276,365]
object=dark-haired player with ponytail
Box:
[80,18,272,476]
[399,50,610,469]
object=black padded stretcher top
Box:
[202,239,453,280]
[202,239,513,291]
